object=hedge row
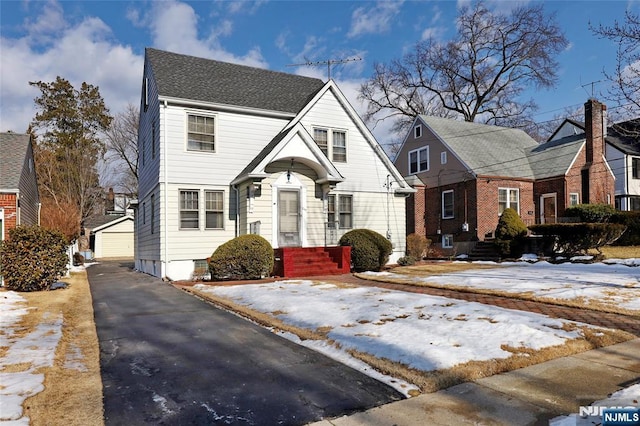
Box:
[528,223,626,256]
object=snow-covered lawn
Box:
[0,291,63,424]
[194,263,640,393]
[361,260,640,314]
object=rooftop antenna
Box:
[581,79,603,99]
[287,57,362,80]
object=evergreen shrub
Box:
[494,208,528,257]
[0,225,68,292]
[339,229,392,272]
[529,223,626,255]
[564,204,616,223]
[209,235,274,280]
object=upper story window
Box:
[498,188,519,215]
[414,125,422,138]
[632,157,640,179]
[441,151,447,164]
[179,190,199,229]
[313,127,347,162]
[187,114,215,152]
[409,146,429,174]
[205,190,224,229]
[442,190,454,219]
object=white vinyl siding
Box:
[498,188,519,215]
[409,146,429,174]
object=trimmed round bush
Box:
[564,204,616,223]
[0,225,68,292]
[339,229,392,272]
[209,234,274,280]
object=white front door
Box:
[278,189,300,247]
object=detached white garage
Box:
[91,215,134,259]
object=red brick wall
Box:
[406,184,426,236]
[476,179,535,238]
[584,99,615,205]
[0,193,18,234]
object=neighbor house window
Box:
[442,190,454,219]
[442,234,453,248]
[187,114,215,152]
[314,128,328,156]
[409,146,429,174]
[633,157,640,179]
[205,190,224,229]
[498,188,519,214]
[150,194,155,234]
[441,151,447,165]
[180,190,199,229]
[414,125,422,138]
[332,130,347,162]
[327,194,353,229]
[630,196,640,211]
[569,193,579,206]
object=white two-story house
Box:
[136,48,413,281]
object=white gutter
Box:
[159,96,295,120]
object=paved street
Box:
[88,261,402,425]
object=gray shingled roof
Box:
[83,214,126,230]
[146,48,325,114]
[0,132,31,190]
[527,134,584,179]
[421,116,538,178]
[606,119,640,156]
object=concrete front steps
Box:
[273,247,351,278]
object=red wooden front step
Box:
[273,246,351,278]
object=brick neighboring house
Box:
[394,99,615,254]
[0,132,40,240]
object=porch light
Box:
[287,158,294,183]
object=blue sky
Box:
[1,0,638,148]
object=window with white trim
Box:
[569,193,579,206]
[187,114,215,152]
[442,234,453,248]
[327,194,353,229]
[414,125,422,138]
[205,190,224,229]
[633,157,640,179]
[313,127,347,162]
[442,190,454,219]
[180,190,199,229]
[498,188,519,215]
[409,146,429,174]
[441,151,447,164]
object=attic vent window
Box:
[414,125,422,138]
[187,114,215,152]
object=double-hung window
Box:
[633,157,640,179]
[187,114,215,152]
[498,188,519,215]
[409,146,429,174]
[205,191,224,229]
[442,190,454,219]
[180,190,199,229]
[313,128,347,162]
[332,130,347,162]
[327,194,353,229]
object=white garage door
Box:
[101,232,134,258]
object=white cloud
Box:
[0,1,142,133]
[347,1,404,38]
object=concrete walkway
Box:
[298,274,640,426]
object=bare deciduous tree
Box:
[359,1,569,138]
[103,104,139,196]
[591,11,640,135]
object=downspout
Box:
[37,202,41,226]
[233,184,239,237]
[163,100,169,277]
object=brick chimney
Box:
[584,99,606,164]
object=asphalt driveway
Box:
[88,261,402,425]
